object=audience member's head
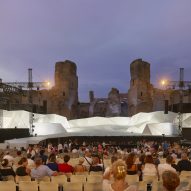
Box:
[85,150,91,157]
[64,155,70,163]
[1,159,9,167]
[111,155,118,164]
[27,153,32,159]
[48,153,56,163]
[112,159,127,180]
[18,157,28,166]
[17,150,22,156]
[166,155,173,164]
[92,156,100,165]
[162,170,180,191]
[181,152,188,160]
[78,157,84,164]
[34,158,42,167]
[39,149,45,156]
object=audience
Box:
[1,139,191,191]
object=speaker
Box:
[164,100,168,114]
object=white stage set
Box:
[1,110,191,148]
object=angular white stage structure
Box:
[1,110,191,148]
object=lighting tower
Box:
[4,68,50,136]
[0,80,24,128]
[161,68,191,135]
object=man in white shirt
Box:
[158,155,176,178]
[3,151,14,166]
[58,143,63,152]
[82,150,92,171]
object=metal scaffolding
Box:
[0,68,49,136]
[163,68,191,135]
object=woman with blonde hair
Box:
[103,159,137,191]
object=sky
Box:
[0,0,191,102]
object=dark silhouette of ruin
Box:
[1,59,191,119]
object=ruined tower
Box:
[48,60,78,119]
[106,88,121,117]
[128,59,153,116]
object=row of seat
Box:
[1,179,190,191]
[8,174,103,184]
[68,157,182,169]
[7,171,191,185]
[0,181,102,191]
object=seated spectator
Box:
[142,155,159,180]
[158,148,164,158]
[0,159,15,179]
[58,143,63,153]
[27,146,36,160]
[171,157,180,172]
[13,150,22,167]
[3,151,14,166]
[74,157,87,173]
[83,150,92,171]
[89,155,103,172]
[15,157,31,176]
[158,155,176,179]
[171,150,177,161]
[126,152,138,175]
[162,170,180,191]
[103,159,137,191]
[137,153,145,181]
[27,153,35,169]
[46,153,58,171]
[177,152,191,173]
[152,153,160,166]
[31,157,57,180]
[39,149,48,165]
[103,155,118,177]
[58,155,74,173]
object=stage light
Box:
[46,81,50,87]
[161,79,167,86]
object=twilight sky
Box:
[0,0,191,102]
